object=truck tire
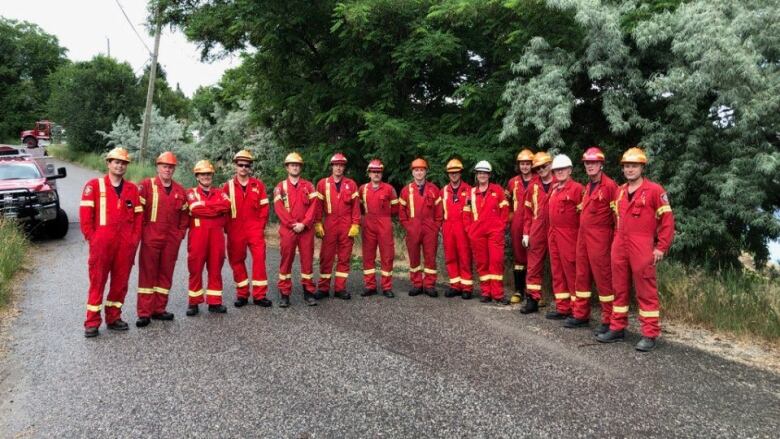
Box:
[23,136,37,148]
[48,208,69,239]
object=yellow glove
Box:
[314,222,325,239]
[348,224,360,238]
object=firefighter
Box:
[463,160,509,303]
[224,150,272,308]
[358,159,399,298]
[566,147,618,332]
[135,151,189,328]
[79,147,143,337]
[274,152,320,307]
[185,160,231,316]
[314,153,361,300]
[506,149,535,304]
[441,159,473,299]
[398,158,443,297]
[597,147,674,352]
[546,154,583,320]
[519,151,553,314]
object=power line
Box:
[114,0,153,56]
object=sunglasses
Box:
[236,163,251,169]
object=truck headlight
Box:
[37,190,57,204]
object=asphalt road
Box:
[0,159,778,438]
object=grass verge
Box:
[48,144,195,186]
[658,261,780,342]
[0,219,28,306]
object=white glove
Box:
[522,235,530,248]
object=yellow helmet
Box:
[532,151,552,168]
[105,147,131,163]
[233,149,254,162]
[193,159,215,174]
[621,147,648,164]
[516,148,534,162]
[445,159,464,173]
[284,152,304,165]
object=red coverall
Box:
[506,175,532,275]
[573,174,618,322]
[523,176,553,301]
[547,179,584,315]
[359,182,398,292]
[186,186,230,306]
[610,179,674,338]
[137,177,189,318]
[399,182,443,290]
[224,177,270,300]
[273,178,319,296]
[442,182,473,293]
[464,184,509,300]
[79,175,142,328]
[316,176,361,293]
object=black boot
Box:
[279,295,290,308]
[314,290,329,300]
[303,292,318,306]
[84,326,99,338]
[253,298,272,307]
[186,305,199,316]
[635,337,657,352]
[409,287,423,297]
[334,291,351,300]
[208,304,227,313]
[444,287,459,298]
[519,298,538,314]
[461,291,473,300]
[479,295,492,303]
[152,312,174,321]
[593,323,610,335]
[425,288,438,298]
[107,319,129,331]
[234,297,248,308]
[382,290,395,298]
[136,317,151,328]
[545,310,570,320]
[361,289,378,297]
[596,329,625,343]
[563,316,589,328]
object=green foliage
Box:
[138,63,192,121]
[97,105,189,164]
[0,18,68,141]
[0,218,28,305]
[48,55,144,152]
[501,0,780,268]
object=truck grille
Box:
[0,189,37,219]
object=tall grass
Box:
[48,144,196,187]
[0,218,28,305]
[658,261,780,342]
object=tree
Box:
[0,18,68,141]
[48,55,144,152]
[97,105,187,162]
[500,0,780,268]
[138,63,192,121]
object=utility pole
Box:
[106,37,110,57]
[139,2,162,162]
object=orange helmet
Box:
[582,146,605,162]
[284,152,304,165]
[410,158,428,170]
[330,153,347,165]
[532,151,552,168]
[233,149,254,162]
[445,159,464,173]
[105,147,131,163]
[156,151,177,166]
[367,159,384,172]
[193,159,215,174]
[621,147,648,164]
[516,148,534,162]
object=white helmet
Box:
[474,160,492,173]
[551,154,573,170]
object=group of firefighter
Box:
[79,143,674,352]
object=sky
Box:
[1,0,239,96]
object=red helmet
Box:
[582,146,605,162]
[330,153,348,165]
[367,159,384,172]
